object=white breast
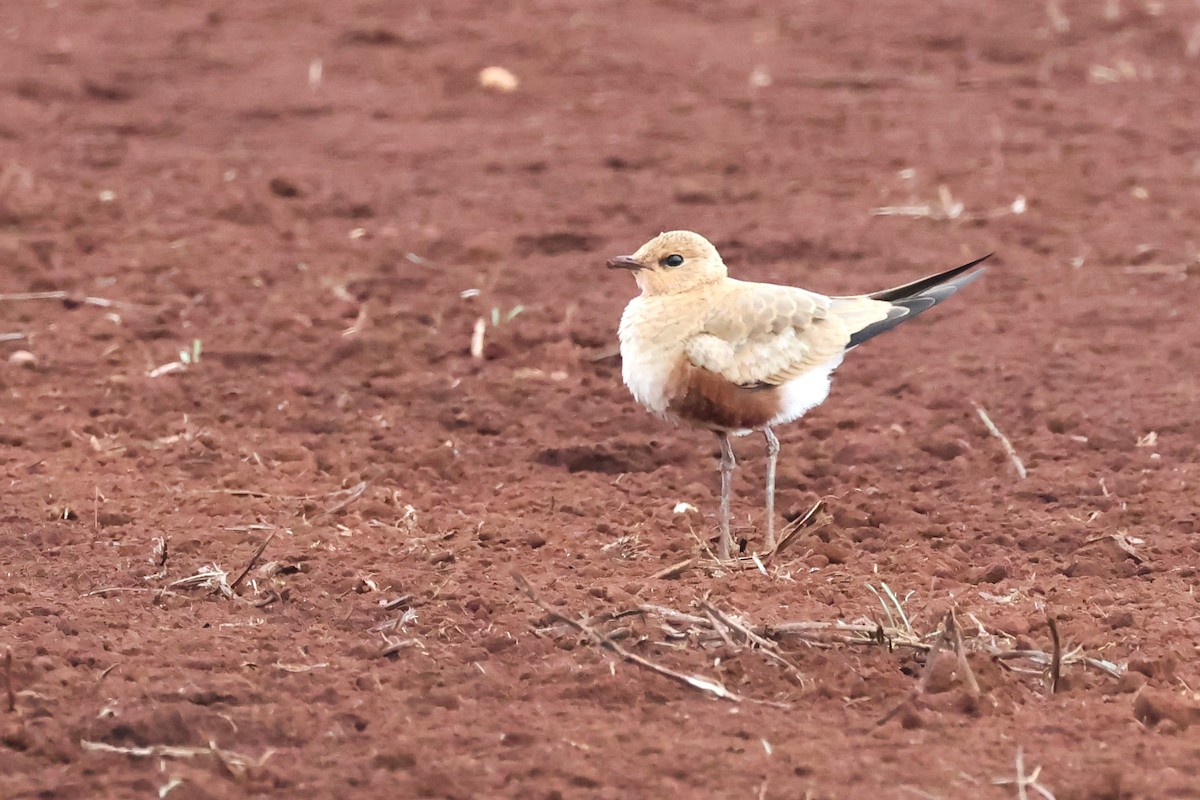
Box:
[618,297,690,419]
[619,333,672,417]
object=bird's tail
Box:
[840,253,992,349]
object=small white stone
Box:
[479,66,518,92]
[8,350,37,368]
[749,66,772,88]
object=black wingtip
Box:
[846,253,992,349]
[869,252,993,303]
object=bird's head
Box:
[606,230,727,296]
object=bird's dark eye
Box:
[661,254,685,268]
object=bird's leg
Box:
[763,427,780,552]
[716,432,736,561]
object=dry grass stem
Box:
[381,595,413,611]
[515,573,788,707]
[527,594,1123,704]
[947,609,981,697]
[85,586,187,600]
[1081,532,1145,563]
[992,648,1121,678]
[145,536,169,580]
[877,609,959,726]
[703,606,738,648]
[1046,618,1062,695]
[342,303,368,337]
[470,316,486,358]
[973,403,1028,479]
[230,531,277,592]
[641,604,710,628]
[587,344,621,362]
[865,581,915,636]
[209,482,365,503]
[168,565,236,599]
[0,290,127,308]
[796,73,940,90]
[698,601,807,680]
[379,638,421,657]
[993,746,1057,800]
[309,481,368,521]
[767,499,826,561]
[873,187,1026,221]
[651,557,696,580]
[80,739,274,777]
[4,648,14,712]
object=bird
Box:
[607,230,989,561]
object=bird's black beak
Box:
[606,255,644,271]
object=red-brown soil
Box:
[4,1,1200,798]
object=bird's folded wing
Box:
[684,284,893,387]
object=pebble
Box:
[479,66,519,92]
[8,350,37,368]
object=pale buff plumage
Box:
[608,230,989,560]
